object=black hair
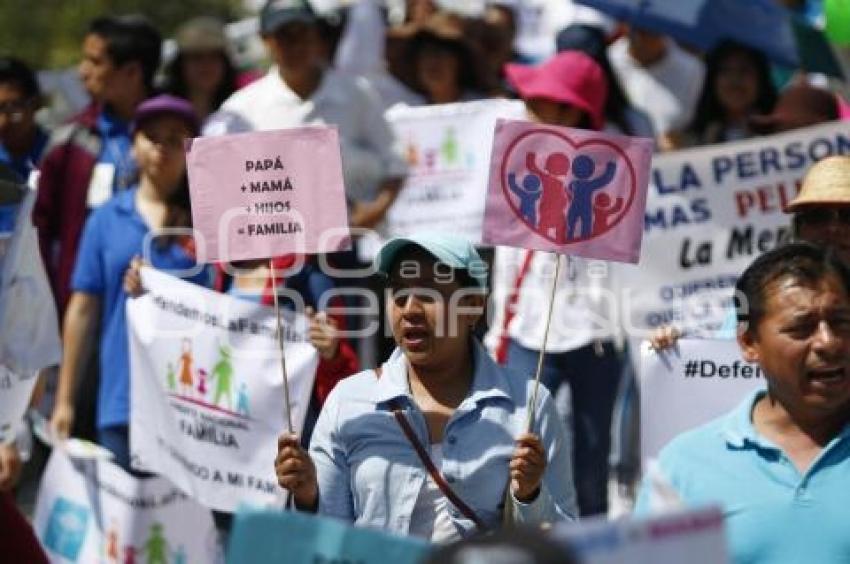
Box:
[406,30,485,99]
[161,51,238,114]
[0,56,40,99]
[152,173,193,249]
[316,8,348,61]
[88,15,162,92]
[734,242,850,332]
[689,41,777,141]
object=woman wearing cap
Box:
[163,17,238,121]
[275,233,577,540]
[484,51,624,516]
[50,95,211,471]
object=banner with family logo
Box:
[366,100,526,250]
[617,121,850,337]
[127,268,319,512]
[33,445,219,563]
[551,506,728,564]
[640,339,764,462]
[483,119,653,263]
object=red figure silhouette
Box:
[591,192,624,236]
[526,151,570,242]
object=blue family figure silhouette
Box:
[507,172,542,227]
[236,382,250,417]
[566,155,616,240]
[173,545,187,564]
[591,192,625,236]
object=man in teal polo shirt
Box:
[636,242,850,563]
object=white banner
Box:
[360,99,527,260]
[617,122,850,337]
[127,268,319,512]
[33,444,220,563]
[640,339,764,462]
[0,189,61,443]
[552,506,728,564]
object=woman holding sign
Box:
[50,96,211,471]
[485,50,624,516]
[275,233,577,540]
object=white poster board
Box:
[640,339,764,462]
[618,122,850,338]
[359,99,526,260]
[33,445,220,563]
[552,506,728,564]
[128,268,318,512]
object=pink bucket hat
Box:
[505,50,608,130]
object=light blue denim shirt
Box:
[635,389,850,563]
[309,339,578,536]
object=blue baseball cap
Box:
[259,0,317,35]
[375,233,488,289]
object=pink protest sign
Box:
[186,127,350,262]
[483,119,653,263]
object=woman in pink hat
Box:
[485,51,624,516]
[504,50,607,131]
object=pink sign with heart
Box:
[483,119,653,263]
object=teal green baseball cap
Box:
[375,232,488,289]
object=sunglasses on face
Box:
[796,208,850,227]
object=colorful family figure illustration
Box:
[167,340,246,417]
[405,127,465,171]
[513,151,620,242]
[103,521,173,564]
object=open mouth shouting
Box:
[806,366,849,390]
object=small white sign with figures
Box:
[127,268,318,512]
[34,445,220,563]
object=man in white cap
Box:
[204,0,407,229]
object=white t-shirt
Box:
[408,444,462,543]
[204,67,408,203]
[484,246,618,355]
[608,37,705,136]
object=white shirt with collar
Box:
[484,246,620,355]
[204,66,408,203]
[608,37,705,136]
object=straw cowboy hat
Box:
[786,155,850,210]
